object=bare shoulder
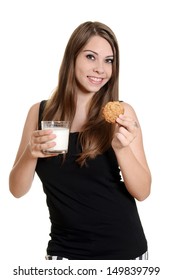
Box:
[12,102,41,165]
[121,101,141,129]
[121,102,137,117]
[25,102,41,129]
[28,102,40,117]
[18,102,41,142]
[21,101,41,135]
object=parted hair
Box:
[42,21,120,166]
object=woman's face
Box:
[75,35,114,95]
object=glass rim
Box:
[41,120,70,123]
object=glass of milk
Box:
[41,121,70,154]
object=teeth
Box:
[89,77,102,82]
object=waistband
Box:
[45,251,148,260]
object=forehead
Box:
[82,35,113,55]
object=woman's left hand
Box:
[112,114,139,149]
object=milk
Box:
[47,127,70,153]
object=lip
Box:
[87,76,104,84]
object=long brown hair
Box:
[43,21,120,166]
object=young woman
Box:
[9,21,151,260]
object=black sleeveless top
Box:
[36,100,147,260]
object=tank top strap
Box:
[38,100,47,129]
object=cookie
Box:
[102,101,124,123]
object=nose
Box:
[93,61,104,74]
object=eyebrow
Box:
[83,50,114,58]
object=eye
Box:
[86,54,95,60]
[105,58,114,64]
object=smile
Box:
[88,76,103,84]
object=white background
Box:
[0,0,172,278]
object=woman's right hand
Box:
[28,129,57,158]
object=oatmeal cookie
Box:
[102,101,124,123]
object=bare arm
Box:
[112,102,151,201]
[9,102,57,198]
